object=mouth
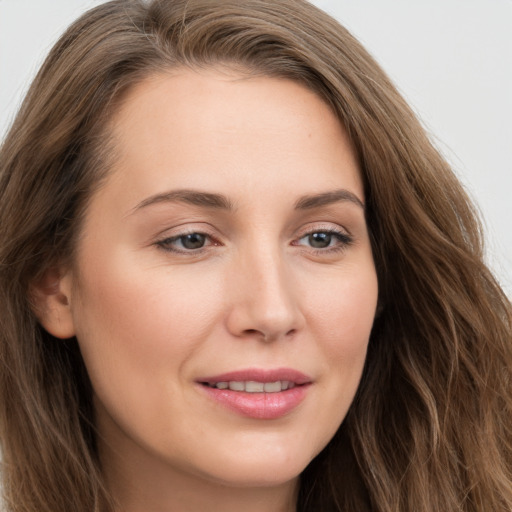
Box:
[201,380,298,392]
[197,367,311,390]
[196,368,312,419]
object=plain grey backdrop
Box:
[1,0,511,296]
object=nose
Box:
[225,246,305,342]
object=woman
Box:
[0,0,510,511]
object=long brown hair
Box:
[1,1,511,511]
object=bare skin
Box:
[37,68,378,511]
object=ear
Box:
[30,267,76,339]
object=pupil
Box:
[182,233,206,249]
[309,232,331,248]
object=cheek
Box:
[293,267,377,455]
[70,253,223,393]
[303,262,377,403]
[70,256,228,449]
[76,245,218,327]
[305,262,378,347]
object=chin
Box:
[194,443,316,488]
[205,464,304,489]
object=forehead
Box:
[100,67,363,209]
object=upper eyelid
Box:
[155,233,216,255]
[155,221,352,240]
[294,222,352,238]
[294,229,353,247]
[158,231,218,246]
[297,228,351,240]
[154,223,218,240]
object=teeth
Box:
[263,381,281,392]
[228,381,245,391]
[245,381,264,392]
[212,380,295,393]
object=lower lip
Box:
[199,384,310,419]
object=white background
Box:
[1,0,511,297]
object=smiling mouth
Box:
[202,380,298,393]
[198,370,311,418]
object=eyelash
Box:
[155,227,353,256]
[156,229,218,255]
[293,228,353,255]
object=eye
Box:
[295,229,352,252]
[157,232,213,253]
[305,232,335,249]
[176,233,207,250]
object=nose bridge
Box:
[226,237,303,341]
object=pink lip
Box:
[196,368,312,420]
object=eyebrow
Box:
[132,189,235,213]
[131,187,364,214]
[294,189,365,210]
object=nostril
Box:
[240,328,272,342]
[240,327,297,342]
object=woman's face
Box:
[62,69,378,491]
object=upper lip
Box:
[197,368,312,386]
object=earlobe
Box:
[30,267,76,339]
